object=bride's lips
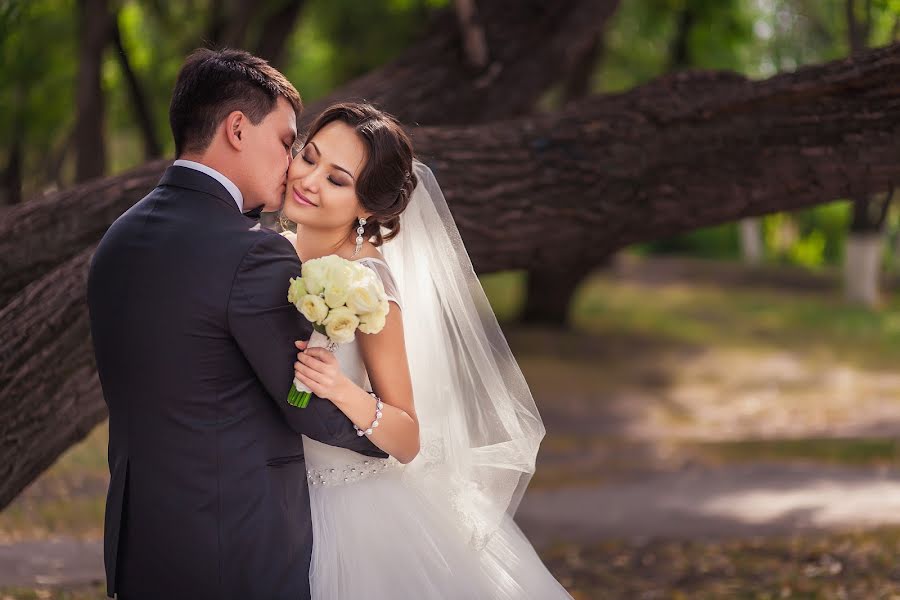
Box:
[292,187,318,207]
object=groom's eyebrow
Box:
[309,142,355,180]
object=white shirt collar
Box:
[173,159,244,213]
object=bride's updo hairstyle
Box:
[301,102,416,246]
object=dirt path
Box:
[518,462,900,547]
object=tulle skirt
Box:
[307,467,573,599]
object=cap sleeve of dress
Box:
[357,258,401,310]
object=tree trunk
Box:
[252,0,307,69]
[74,0,114,183]
[112,14,162,159]
[454,0,490,70]
[739,218,764,265]
[844,190,892,306]
[521,30,604,326]
[522,255,611,325]
[842,0,887,307]
[668,1,696,71]
[844,232,883,306]
[1,128,23,206]
[5,37,900,510]
[205,0,274,51]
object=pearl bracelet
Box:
[354,392,384,436]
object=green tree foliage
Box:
[2,0,446,199]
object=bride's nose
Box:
[300,170,320,194]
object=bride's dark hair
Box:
[292,102,416,246]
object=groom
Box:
[87,48,385,600]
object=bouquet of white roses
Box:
[286,255,390,408]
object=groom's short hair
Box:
[169,48,303,156]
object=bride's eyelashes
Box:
[300,152,348,187]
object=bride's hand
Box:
[293,340,352,402]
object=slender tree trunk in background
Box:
[561,33,602,102]
[1,128,23,206]
[205,0,226,45]
[739,218,764,265]
[45,129,75,190]
[454,0,490,70]
[252,0,307,69]
[112,15,161,160]
[844,190,892,306]
[219,0,260,48]
[74,0,114,183]
[842,0,888,307]
[667,1,696,71]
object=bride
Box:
[281,102,572,599]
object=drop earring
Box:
[353,217,367,257]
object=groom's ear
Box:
[224,111,245,151]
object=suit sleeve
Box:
[227,233,387,458]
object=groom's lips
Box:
[292,187,318,207]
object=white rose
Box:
[323,306,360,344]
[298,294,329,324]
[346,276,382,314]
[358,308,387,335]
[301,259,328,295]
[287,277,307,307]
[323,262,355,308]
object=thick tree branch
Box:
[409,42,900,271]
[0,246,106,509]
[302,0,621,127]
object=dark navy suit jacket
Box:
[87,166,385,599]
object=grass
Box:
[480,266,900,370]
[0,585,105,600]
[0,424,108,541]
[690,438,900,467]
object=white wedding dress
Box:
[301,256,572,599]
[287,161,571,599]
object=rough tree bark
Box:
[303,0,622,127]
[521,30,606,325]
[4,44,900,508]
[0,247,106,510]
